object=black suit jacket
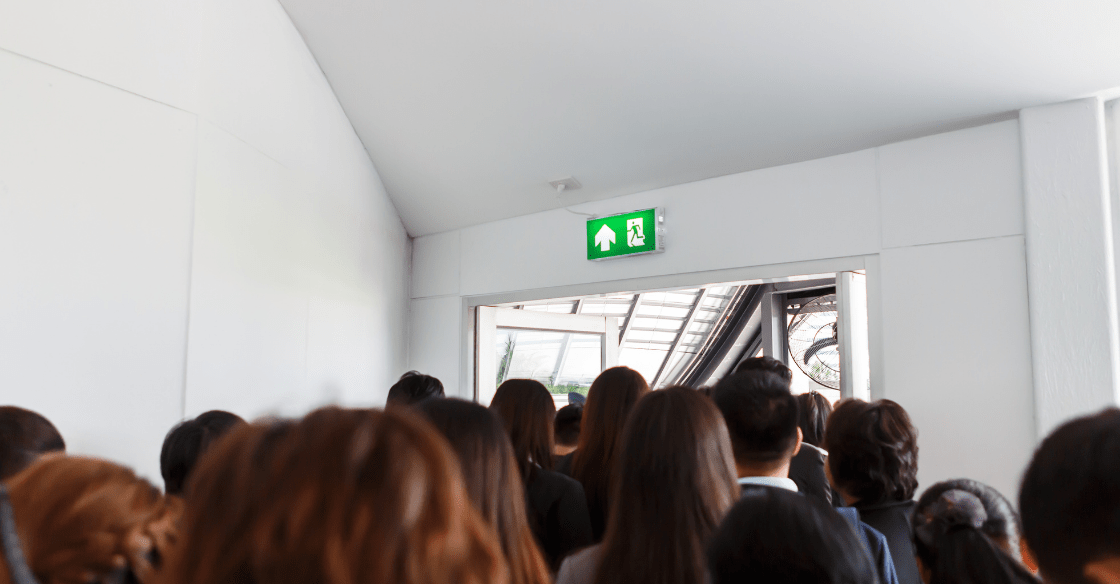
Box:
[788,444,833,507]
[526,467,593,570]
[855,499,920,584]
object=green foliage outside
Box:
[547,383,588,396]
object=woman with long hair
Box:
[491,379,593,570]
[160,407,507,584]
[0,455,177,584]
[796,391,833,448]
[420,398,551,584]
[912,480,1038,584]
[561,366,649,541]
[556,387,740,584]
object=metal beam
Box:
[652,289,709,388]
[619,293,644,345]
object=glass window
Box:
[495,328,603,408]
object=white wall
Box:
[411,119,1041,500]
[0,0,410,483]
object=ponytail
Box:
[913,489,1038,584]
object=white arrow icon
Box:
[595,224,616,252]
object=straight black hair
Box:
[554,404,582,447]
[160,410,245,496]
[0,406,65,480]
[710,370,800,465]
[796,391,832,448]
[1020,408,1120,584]
[733,356,793,384]
[386,371,445,406]
[708,486,879,584]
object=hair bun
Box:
[914,489,988,546]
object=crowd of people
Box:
[0,356,1117,584]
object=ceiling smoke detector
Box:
[549,177,582,194]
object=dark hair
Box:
[913,487,1038,584]
[554,405,582,447]
[570,366,650,540]
[734,356,793,384]
[917,479,1023,556]
[489,379,556,482]
[710,371,800,465]
[419,399,550,584]
[162,407,506,584]
[824,399,919,504]
[386,370,445,406]
[0,406,65,480]
[1020,408,1120,584]
[707,486,879,584]
[797,392,833,448]
[160,410,245,496]
[593,387,739,584]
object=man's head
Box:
[0,406,65,480]
[1020,408,1120,584]
[386,371,445,406]
[710,370,801,478]
[733,356,793,385]
[160,410,246,496]
[554,404,582,456]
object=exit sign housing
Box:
[587,208,665,261]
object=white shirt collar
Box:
[737,476,799,492]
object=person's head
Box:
[0,406,65,480]
[554,405,582,456]
[161,406,507,584]
[1020,408,1120,584]
[707,486,879,584]
[594,387,738,584]
[386,371,445,406]
[570,366,650,536]
[824,399,919,505]
[418,399,549,584]
[710,370,801,478]
[797,391,833,448]
[912,483,1037,584]
[160,410,245,496]
[733,356,793,385]
[489,379,556,481]
[0,455,177,584]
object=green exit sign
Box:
[587,208,665,261]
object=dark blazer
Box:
[854,499,920,584]
[789,444,833,507]
[525,467,593,571]
[836,507,901,584]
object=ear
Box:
[792,427,803,457]
[1085,557,1120,584]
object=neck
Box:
[736,459,790,479]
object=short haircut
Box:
[796,391,833,448]
[554,404,582,447]
[160,410,245,496]
[0,406,65,480]
[707,486,878,584]
[824,399,919,504]
[386,370,445,406]
[734,356,793,384]
[710,370,800,465]
[1020,408,1120,584]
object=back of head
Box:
[595,387,738,584]
[710,370,800,470]
[160,410,245,496]
[162,406,506,584]
[913,486,1037,584]
[489,379,557,481]
[733,356,793,384]
[824,399,919,504]
[570,367,650,531]
[554,405,583,448]
[1020,408,1120,584]
[387,371,445,406]
[707,486,878,584]
[0,406,64,481]
[2,455,175,584]
[797,391,833,448]
[418,399,549,584]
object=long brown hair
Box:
[593,387,739,584]
[418,399,551,584]
[569,366,649,540]
[1,455,175,584]
[160,407,507,584]
[490,379,556,482]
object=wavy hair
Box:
[160,407,507,584]
[824,399,919,504]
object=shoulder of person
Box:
[556,545,601,584]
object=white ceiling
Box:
[276,0,1120,236]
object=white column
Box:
[1021,97,1120,437]
[837,271,871,401]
